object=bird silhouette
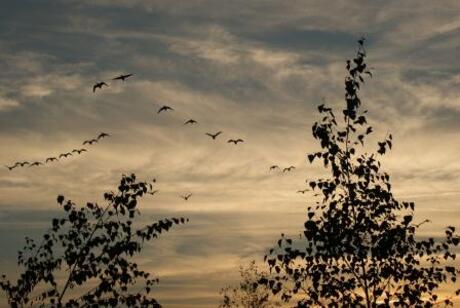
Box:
[283,166,296,172]
[112,74,133,81]
[157,105,174,113]
[228,138,244,145]
[5,164,17,171]
[184,119,197,125]
[29,161,43,167]
[206,131,222,140]
[72,148,87,154]
[297,189,310,194]
[45,157,58,163]
[180,193,192,201]
[92,82,108,92]
[269,165,279,171]
[97,132,110,140]
[148,190,159,196]
[83,139,98,145]
[59,153,72,158]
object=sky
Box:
[1,0,460,306]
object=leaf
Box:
[57,195,65,205]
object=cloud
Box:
[0,96,20,111]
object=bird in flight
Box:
[29,161,43,167]
[297,189,310,194]
[59,153,72,158]
[45,157,58,163]
[83,138,98,145]
[184,119,198,125]
[269,165,279,172]
[157,105,174,113]
[72,148,87,154]
[148,190,159,196]
[180,193,193,201]
[17,161,30,167]
[206,131,222,140]
[228,138,244,145]
[93,82,108,93]
[5,163,18,171]
[97,132,110,140]
[112,73,133,81]
[283,166,296,172]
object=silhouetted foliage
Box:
[0,174,188,307]
[259,39,460,307]
[219,260,281,308]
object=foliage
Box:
[0,174,188,307]
[219,260,281,308]
[259,39,460,307]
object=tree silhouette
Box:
[219,260,280,308]
[0,173,188,307]
[259,39,460,307]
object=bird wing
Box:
[113,76,122,80]
[215,131,222,137]
[102,82,108,86]
[236,139,244,143]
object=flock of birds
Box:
[154,104,307,197]
[92,73,133,92]
[5,73,308,199]
[5,133,110,170]
[157,105,246,145]
[269,165,296,173]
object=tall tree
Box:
[1,174,188,307]
[259,39,460,307]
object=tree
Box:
[259,39,460,307]
[0,173,188,307]
[219,260,281,308]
